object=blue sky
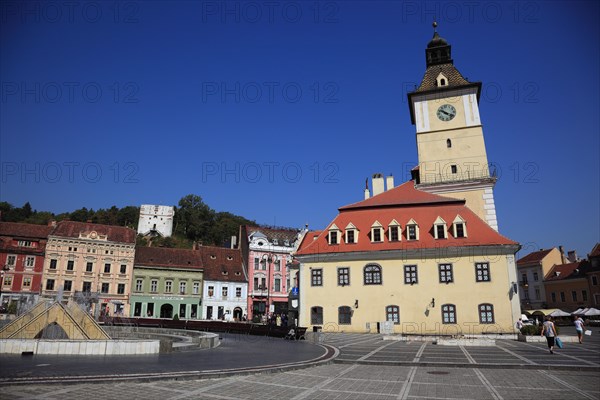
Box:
[1,1,598,258]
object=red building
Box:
[0,222,54,311]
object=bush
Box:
[520,324,560,336]
[173,314,179,321]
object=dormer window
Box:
[273,239,278,245]
[434,217,447,239]
[345,223,358,244]
[406,219,419,241]
[328,224,341,245]
[371,221,383,243]
[452,215,467,238]
[436,72,449,87]
[388,219,401,242]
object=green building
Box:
[131,247,203,319]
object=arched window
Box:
[441,304,456,324]
[386,305,400,324]
[311,306,323,325]
[364,264,382,285]
[338,306,352,324]
[478,303,494,324]
[447,138,452,148]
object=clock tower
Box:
[408,23,498,231]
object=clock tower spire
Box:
[407,24,499,231]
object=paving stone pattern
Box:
[1,327,599,399]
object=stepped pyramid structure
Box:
[0,300,110,340]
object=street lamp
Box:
[259,253,279,321]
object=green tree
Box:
[176,194,214,242]
[117,206,140,228]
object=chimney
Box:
[48,220,57,227]
[364,178,370,200]
[372,173,384,196]
[567,250,577,263]
[386,174,394,191]
[559,246,566,263]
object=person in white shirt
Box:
[574,316,585,344]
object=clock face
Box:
[436,104,456,121]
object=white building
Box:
[200,246,248,321]
[137,205,174,237]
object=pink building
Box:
[241,226,305,322]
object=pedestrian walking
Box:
[541,316,558,354]
[574,315,586,344]
[516,318,524,331]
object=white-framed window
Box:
[371,221,383,243]
[193,282,200,294]
[433,216,447,239]
[274,277,281,292]
[179,281,187,294]
[345,223,358,244]
[222,286,228,298]
[406,219,419,240]
[208,286,214,297]
[452,215,467,238]
[135,279,143,292]
[22,276,32,288]
[236,287,242,297]
[254,257,259,270]
[3,275,12,287]
[388,220,401,242]
[6,255,16,267]
[150,280,158,292]
[328,224,341,245]
[25,256,35,268]
[18,240,33,247]
[165,281,173,293]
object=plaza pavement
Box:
[1,326,599,399]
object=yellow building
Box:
[408,23,498,231]
[295,181,520,334]
[42,221,136,316]
[516,248,564,309]
[295,26,521,335]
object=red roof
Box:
[296,181,517,256]
[339,181,461,211]
[200,246,246,282]
[135,246,203,270]
[52,221,136,244]
[545,261,587,281]
[516,249,554,266]
[589,243,600,258]
[0,222,54,239]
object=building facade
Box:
[42,221,136,316]
[243,226,302,321]
[544,261,592,311]
[201,245,248,321]
[516,248,564,310]
[131,247,203,319]
[137,204,175,237]
[588,244,600,306]
[0,222,53,312]
[295,181,521,334]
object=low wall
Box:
[103,326,220,352]
[0,339,160,355]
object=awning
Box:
[583,307,600,316]
[524,309,569,317]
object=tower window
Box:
[451,165,457,174]
[447,139,452,148]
